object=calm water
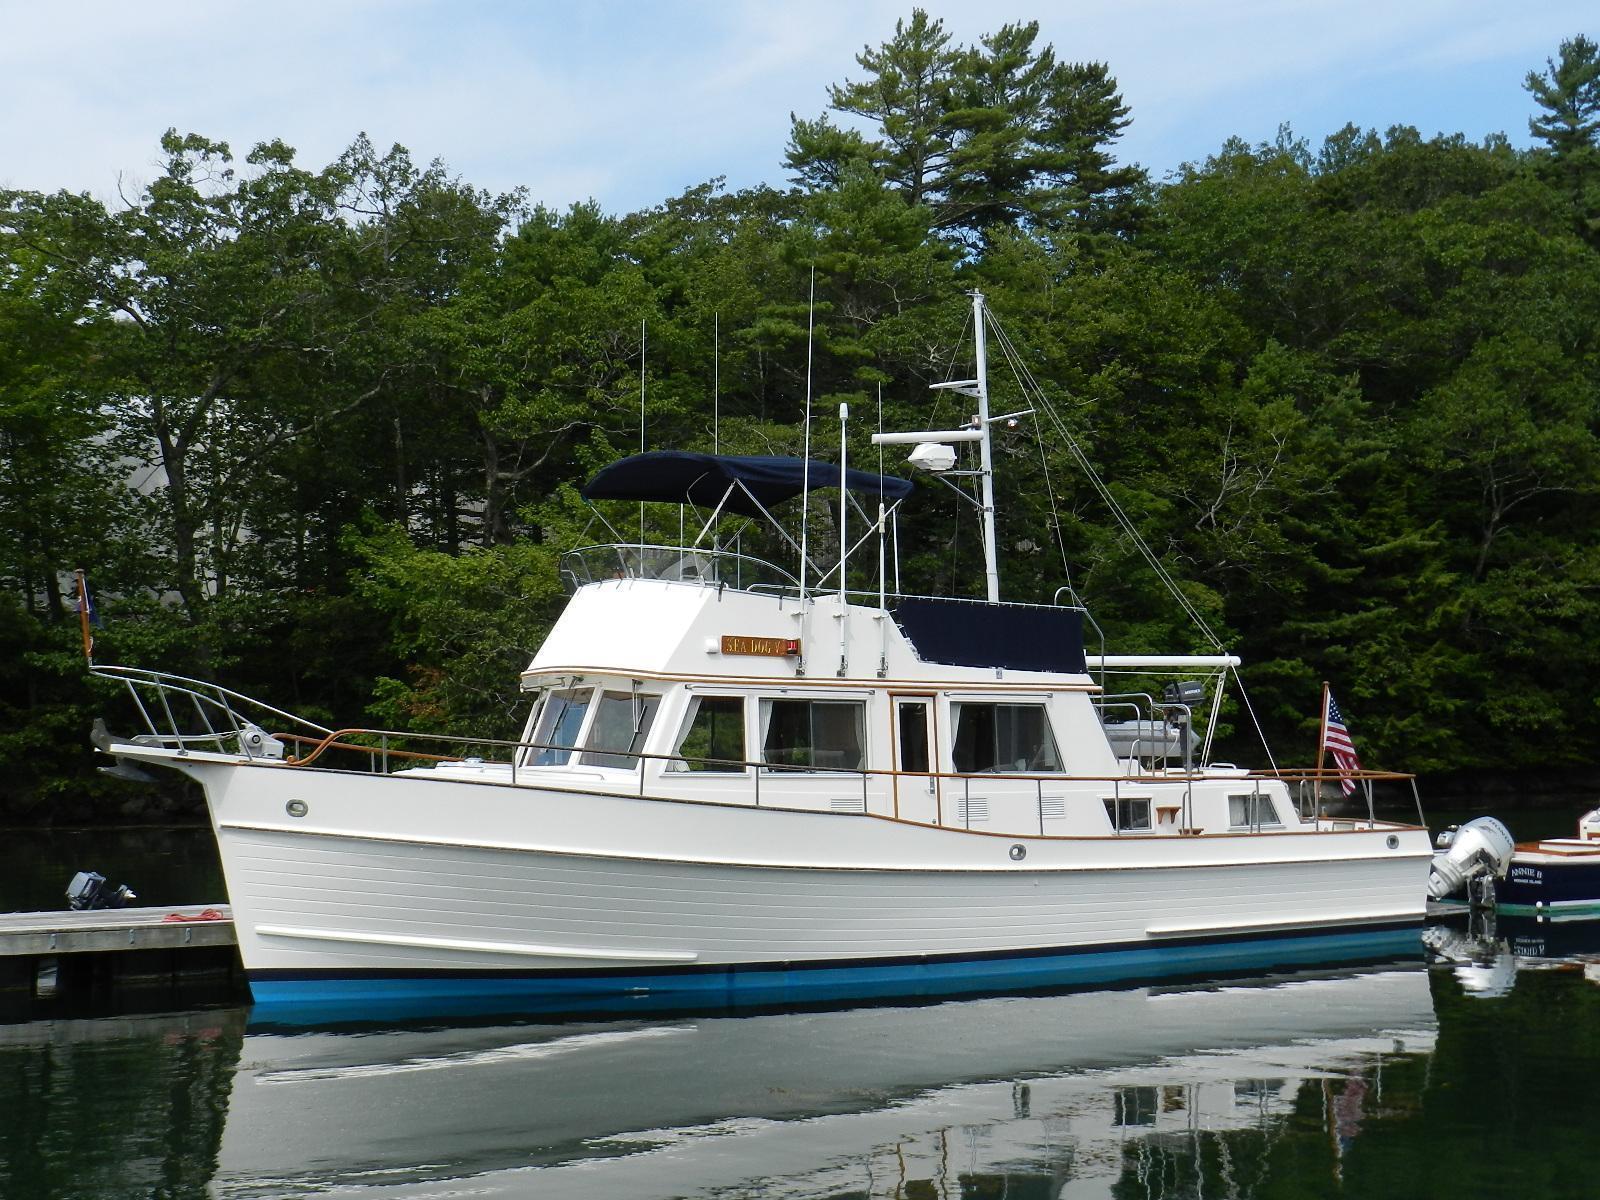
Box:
[0,924,1597,1198]
[4,826,225,913]
[3,819,1597,1198]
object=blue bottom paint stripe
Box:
[246,923,1424,1026]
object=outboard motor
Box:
[1426,816,1515,905]
[65,870,137,911]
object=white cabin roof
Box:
[526,568,1098,691]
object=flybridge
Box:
[575,292,1018,615]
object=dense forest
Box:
[3,15,1598,818]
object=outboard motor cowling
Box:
[1426,816,1515,901]
[65,870,137,911]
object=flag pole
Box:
[1315,680,1329,777]
[1314,680,1330,813]
[74,568,93,665]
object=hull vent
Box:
[957,798,990,824]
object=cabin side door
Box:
[890,693,939,823]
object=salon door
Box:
[890,693,940,824]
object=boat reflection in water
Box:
[1424,910,1600,998]
[211,960,1437,1198]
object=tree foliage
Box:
[787,8,1144,245]
[2,22,1599,815]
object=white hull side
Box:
[186,760,1431,977]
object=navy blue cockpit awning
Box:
[582,451,914,519]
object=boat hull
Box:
[169,757,1432,1021]
[1498,847,1600,915]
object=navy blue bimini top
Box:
[582,451,914,518]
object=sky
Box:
[0,1,1593,214]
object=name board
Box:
[721,635,801,658]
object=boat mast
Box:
[869,289,1004,604]
[971,290,1000,604]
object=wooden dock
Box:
[0,904,242,1021]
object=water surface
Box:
[3,923,1598,1199]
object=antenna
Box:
[972,291,999,603]
[799,266,815,603]
[713,311,720,456]
[838,398,849,676]
[877,382,886,612]
[876,382,888,677]
[639,319,646,550]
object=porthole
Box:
[1009,844,1027,861]
[286,799,308,818]
[1386,834,1399,849]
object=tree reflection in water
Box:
[0,1009,244,1199]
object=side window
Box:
[951,703,1062,773]
[670,696,746,772]
[1229,794,1282,829]
[760,699,865,771]
[531,688,592,766]
[1104,796,1152,833]
[518,689,546,763]
[580,691,659,769]
[897,700,931,773]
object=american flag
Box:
[1323,691,1363,796]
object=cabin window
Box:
[579,691,660,769]
[1104,796,1152,833]
[951,703,1062,773]
[530,688,591,766]
[669,696,747,772]
[760,699,865,772]
[896,700,931,773]
[1229,794,1282,829]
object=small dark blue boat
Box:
[1430,809,1600,917]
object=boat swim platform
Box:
[0,904,243,1022]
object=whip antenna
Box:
[799,266,815,602]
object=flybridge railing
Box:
[560,544,799,596]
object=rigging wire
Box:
[983,306,1282,771]
[986,315,1224,649]
[1031,396,1074,591]
[925,306,975,432]
[1230,668,1282,775]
